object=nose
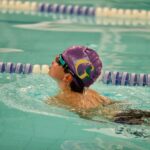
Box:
[51,61,57,66]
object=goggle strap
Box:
[59,55,66,67]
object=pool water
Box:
[0,3,150,150]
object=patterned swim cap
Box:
[62,45,102,87]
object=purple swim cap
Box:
[62,45,102,87]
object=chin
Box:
[48,71,56,79]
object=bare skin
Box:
[48,58,112,111]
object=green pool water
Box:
[0,1,150,150]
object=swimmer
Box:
[47,45,150,125]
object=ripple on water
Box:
[0,48,24,53]
[0,74,150,143]
[0,74,77,119]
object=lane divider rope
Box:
[0,0,150,20]
[0,62,49,74]
[49,14,150,26]
[103,71,150,86]
[0,62,150,86]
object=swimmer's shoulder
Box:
[86,89,113,105]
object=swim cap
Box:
[62,45,102,87]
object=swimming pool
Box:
[0,0,150,150]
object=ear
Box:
[63,73,73,83]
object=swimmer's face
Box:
[48,56,65,81]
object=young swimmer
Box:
[47,45,150,125]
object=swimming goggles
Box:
[56,54,83,86]
[56,54,68,68]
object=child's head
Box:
[49,45,102,93]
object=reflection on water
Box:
[13,16,150,73]
[61,136,149,150]
[0,12,150,149]
[0,73,150,149]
